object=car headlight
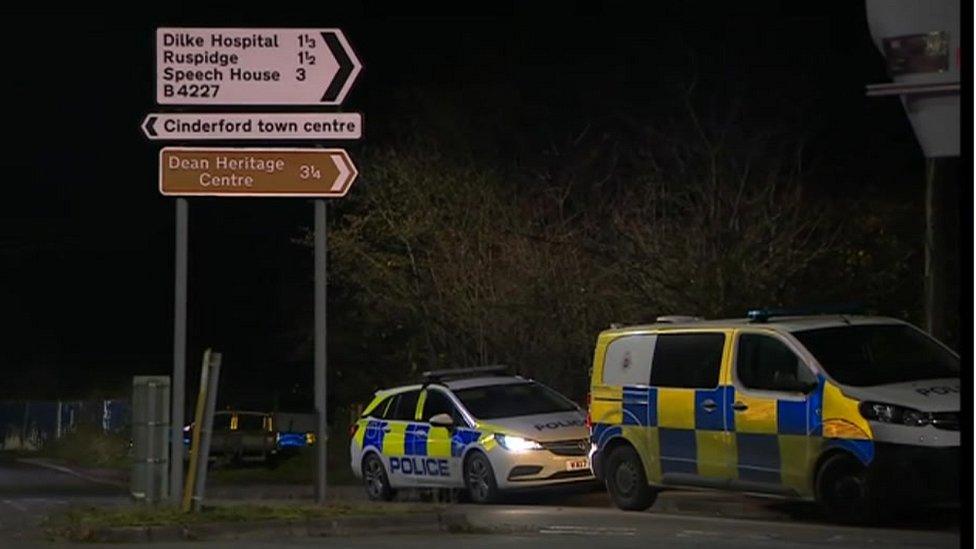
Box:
[494,434,543,452]
[859,401,930,427]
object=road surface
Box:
[0,455,127,543]
[0,456,959,547]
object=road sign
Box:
[156,28,362,105]
[159,147,357,197]
[142,113,363,140]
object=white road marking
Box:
[22,498,69,505]
[3,499,27,512]
[539,525,636,536]
[676,529,723,537]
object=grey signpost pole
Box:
[192,352,221,510]
[170,198,188,503]
[314,199,328,503]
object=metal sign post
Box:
[191,353,221,511]
[182,348,209,511]
[313,200,328,503]
[170,198,188,503]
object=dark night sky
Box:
[1,3,928,402]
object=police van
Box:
[588,309,959,523]
[350,366,593,503]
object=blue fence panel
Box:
[0,398,131,450]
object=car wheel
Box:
[816,454,880,524]
[362,453,395,502]
[464,452,500,504]
[605,445,656,511]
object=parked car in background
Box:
[273,411,318,455]
[184,410,277,467]
[183,409,319,468]
[210,410,278,467]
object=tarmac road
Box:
[114,507,962,549]
[0,457,960,548]
[0,456,128,543]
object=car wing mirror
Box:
[429,413,454,429]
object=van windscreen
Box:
[792,324,959,387]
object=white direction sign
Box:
[156,28,362,105]
[142,113,362,140]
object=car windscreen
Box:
[792,324,959,387]
[453,382,578,419]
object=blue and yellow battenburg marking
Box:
[356,417,484,477]
[592,376,873,497]
[359,419,482,457]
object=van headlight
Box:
[494,434,543,452]
[859,401,930,426]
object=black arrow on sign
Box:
[143,115,158,138]
[321,31,354,103]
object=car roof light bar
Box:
[421,365,509,383]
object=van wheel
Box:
[816,454,880,524]
[605,445,656,511]
[363,453,395,501]
[464,452,500,504]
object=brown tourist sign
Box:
[158,147,358,197]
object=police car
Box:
[588,308,959,523]
[350,366,593,503]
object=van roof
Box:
[603,315,905,335]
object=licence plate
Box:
[565,459,589,471]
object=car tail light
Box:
[348,423,359,438]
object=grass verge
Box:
[36,425,130,470]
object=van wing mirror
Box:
[429,413,454,428]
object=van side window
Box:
[649,333,725,388]
[603,335,656,386]
[388,390,421,421]
[736,334,817,393]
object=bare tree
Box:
[301,108,910,401]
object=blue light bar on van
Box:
[747,303,866,323]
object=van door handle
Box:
[700,399,717,412]
[731,401,749,412]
